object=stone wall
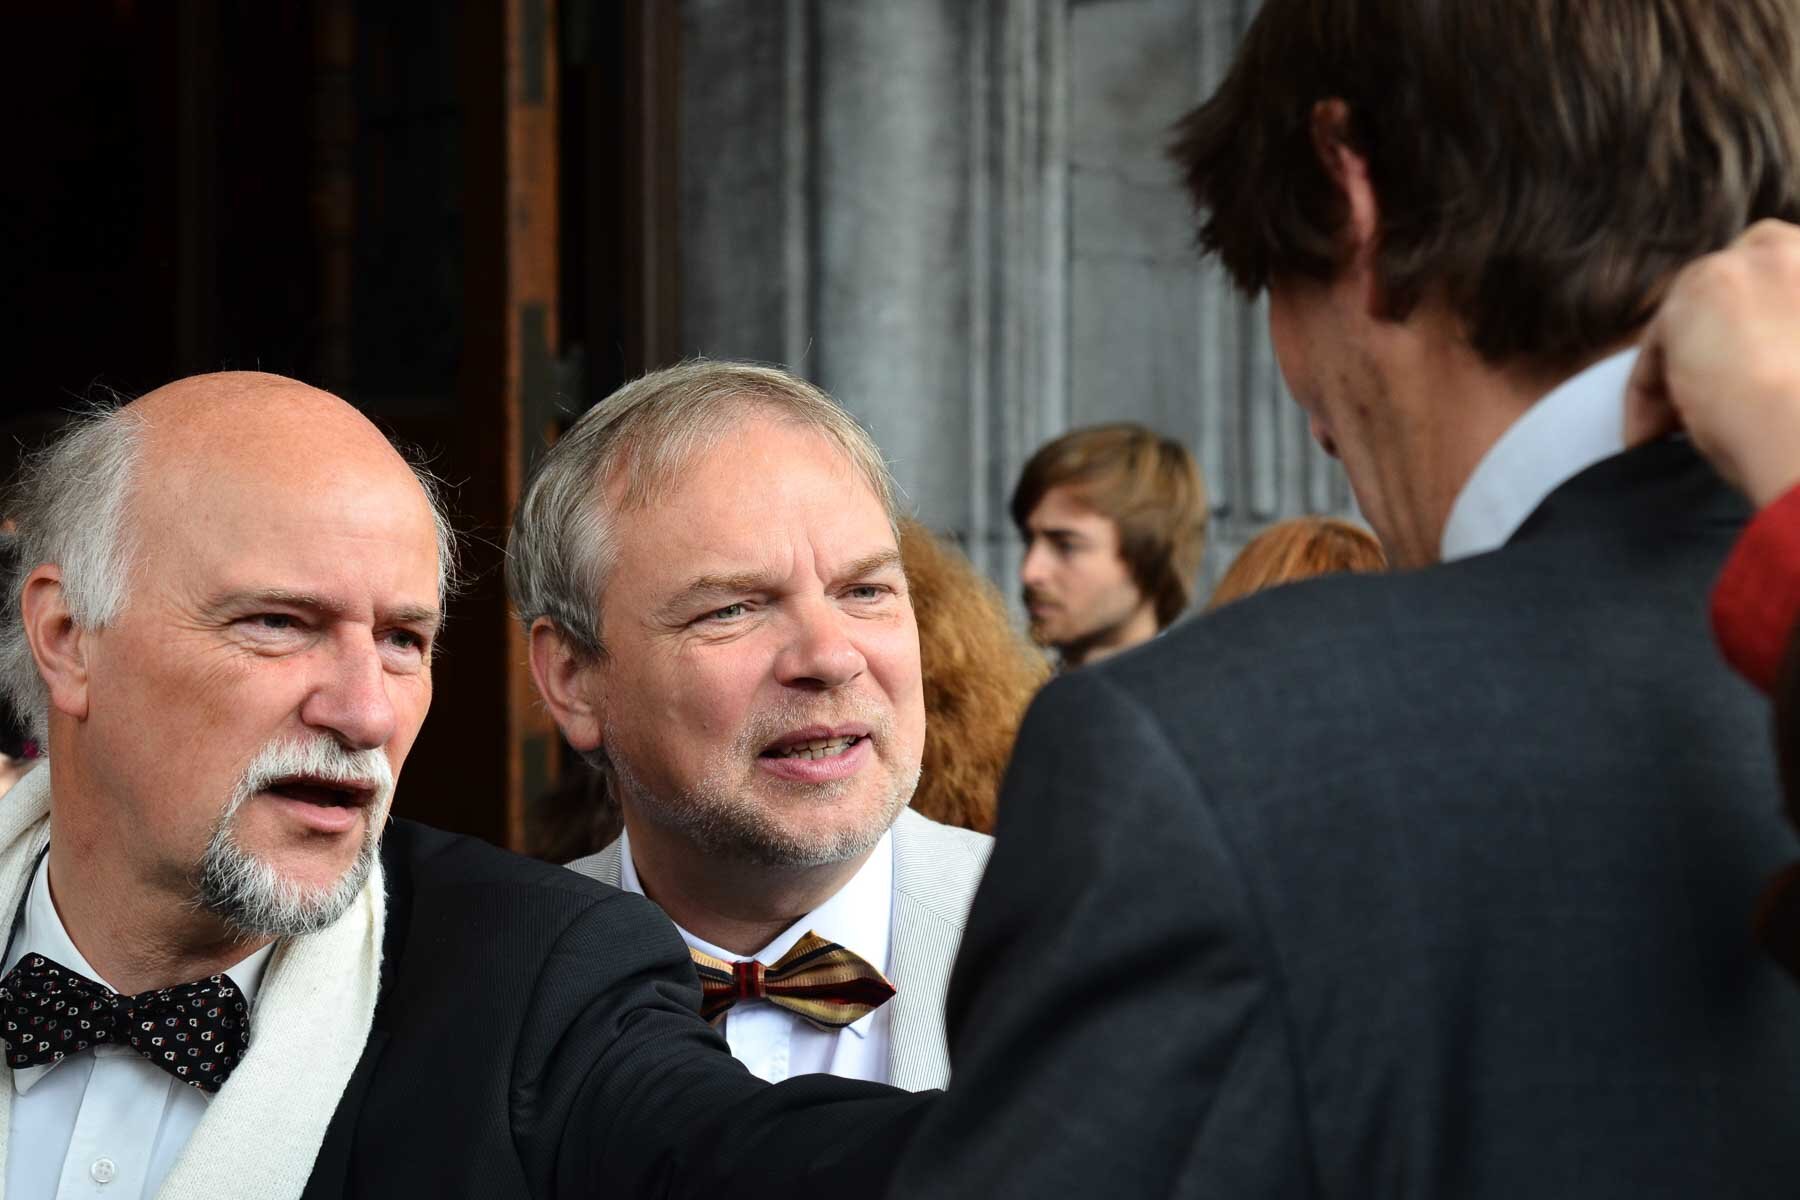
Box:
[677,0,1357,610]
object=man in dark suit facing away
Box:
[893,2,1800,1197]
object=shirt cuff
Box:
[1712,481,1800,694]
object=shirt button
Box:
[90,1158,116,1184]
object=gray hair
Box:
[506,359,901,659]
[0,401,462,748]
[0,405,145,747]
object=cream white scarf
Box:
[0,765,385,1200]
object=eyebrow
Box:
[217,588,444,633]
[656,549,906,618]
[830,549,905,586]
[657,573,770,617]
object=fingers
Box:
[1742,217,1796,249]
[1622,334,1678,448]
[1639,219,1800,505]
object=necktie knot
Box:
[691,931,895,1032]
[731,958,768,1002]
[0,954,250,1092]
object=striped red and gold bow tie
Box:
[690,931,895,1031]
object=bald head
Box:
[0,372,458,744]
[133,371,401,466]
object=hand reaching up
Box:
[1625,219,1800,507]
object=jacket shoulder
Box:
[377,818,675,960]
[895,808,990,874]
[896,805,990,850]
[891,809,990,929]
[564,837,623,888]
[373,820,691,1021]
[1079,567,1415,715]
[383,818,618,899]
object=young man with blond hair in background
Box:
[1012,423,1207,668]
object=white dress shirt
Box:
[619,827,895,1084]
[1440,348,1639,560]
[4,855,273,1200]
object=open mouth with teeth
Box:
[263,777,372,808]
[760,735,866,762]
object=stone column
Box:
[678,0,1357,601]
[811,1,982,541]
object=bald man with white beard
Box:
[0,372,926,1200]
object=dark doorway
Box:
[5,0,680,854]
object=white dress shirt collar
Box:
[618,824,895,1039]
[1439,348,1638,561]
[6,853,275,1096]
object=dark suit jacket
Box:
[301,819,931,1198]
[1763,576,1800,981]
[893,441,1800,1199]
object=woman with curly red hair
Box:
[898,519,1050,833]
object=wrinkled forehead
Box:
[129,405,441,597]
[155,446,431,525]
[604,420,899,574]
[601,408,899,532]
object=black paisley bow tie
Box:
[0,953,250,1093]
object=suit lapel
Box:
[0,770,54,1192]
[154,861,386,1199]
[887,900,952,1090]
[300,1029,389,1200]
[885,812,972,1091]
[301,832,411,1199]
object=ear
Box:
[526,617,605,754]
[20,565,91,723]
[1309,98,1383,313]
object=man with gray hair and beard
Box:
[0,371,928,1199]
[511,360,990,1091]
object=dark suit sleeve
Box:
[888,668,1313,1199]
[506,887,934,1198]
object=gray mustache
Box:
[240,736,393,798]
